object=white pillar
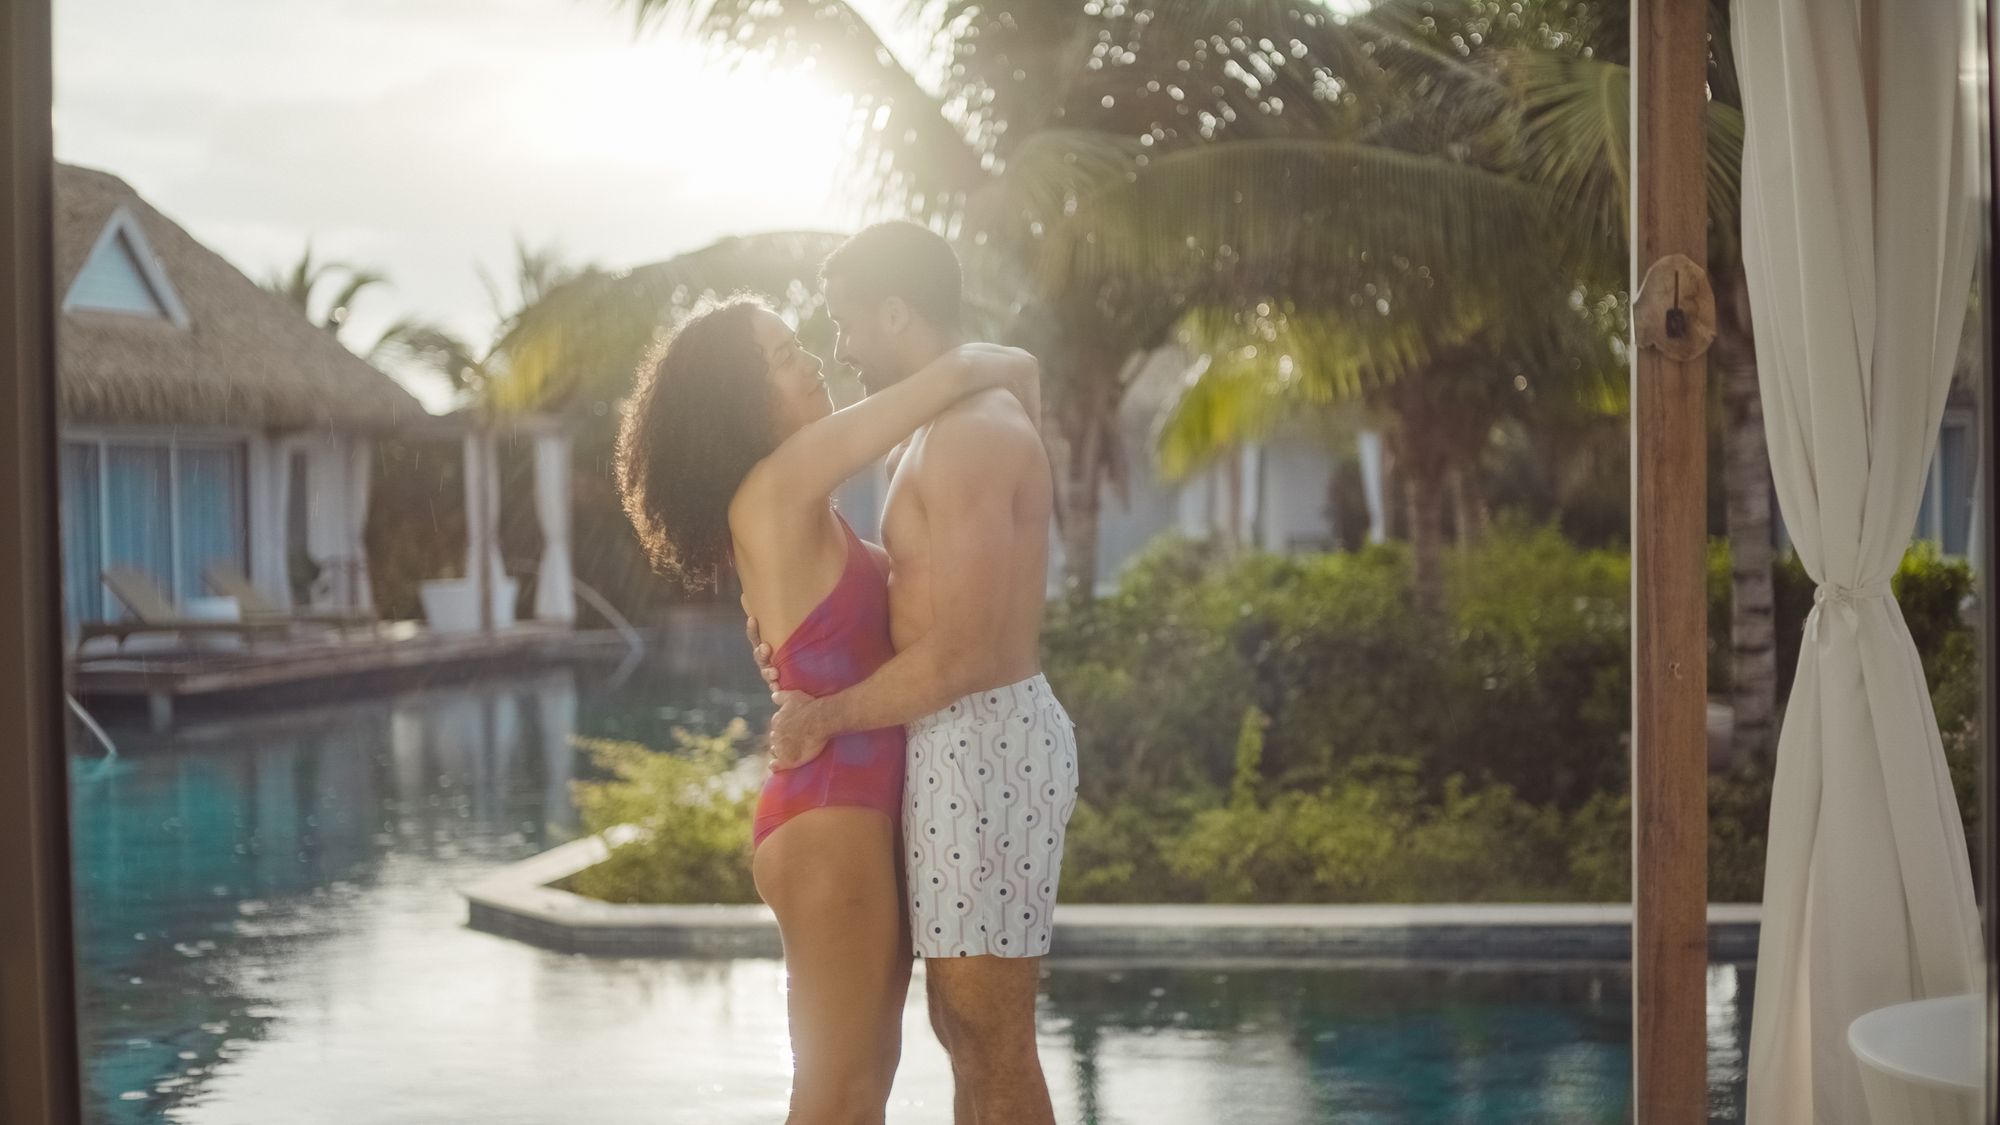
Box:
[1356,429,1387,545]
[252,433,292,608]
[1241,443,1264,548]
[531,430,575,624]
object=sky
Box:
[54,0,915,411]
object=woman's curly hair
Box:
[615,297,780,591]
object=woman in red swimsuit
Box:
[616,296,1034,1123]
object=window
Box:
[59,436,248,629]
[1916,413,1978,557]
[62,208,188,324]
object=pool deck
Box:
[71,622,636,729]
[462,827,1762,963]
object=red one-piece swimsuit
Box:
[751,513,907,848]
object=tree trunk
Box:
[1405,469,1447,614]
[1223,448,1245,551]
[1447,466,1488,548]
[1382,365,1468,615]
[1058,470,1102,599]
[1716,261,1776,759]
[1048,362,1119,601]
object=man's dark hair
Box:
[821,220,963,333]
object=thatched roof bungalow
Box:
[54,163,425,634]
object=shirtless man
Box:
[755,221,1078,1125]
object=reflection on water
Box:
[1041,962,1749,1122]
[70,659,765,1125]
[70,659,1749,1124]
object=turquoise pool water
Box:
[68,661,1749,1124]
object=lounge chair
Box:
[78,567,291,650]
[203,564,377,632]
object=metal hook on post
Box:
[1634,253,1718,362]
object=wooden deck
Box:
[70,621,637,729]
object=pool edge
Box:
[461,828,1762,963]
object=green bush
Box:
[1707,761,1773,903]
[559,528,1979,908]
[1045,524,1631,811]
[1219,545,1458,793]
[1064,713,1582,904]
[1041,537,1261,801]
[1439,519,1630,805]
[1167,782,1410,902]
[565,722,758,904]
[1564,791,1630,902]
[1058,795,1207,903]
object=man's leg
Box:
[924,967,978,1125]
[924,954,1053,1125]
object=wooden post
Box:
[465,425,494,636]
[0,0,85,1119]
[1982,2,1999,1115]
[1631,0,1711,1119]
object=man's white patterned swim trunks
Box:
[904,673,1079,958]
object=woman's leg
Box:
[878,846,914,1099]
[753,807,910,1125]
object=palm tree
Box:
[1342,0,1771,751]
[1148,286,1624,612]
[370,238,601,404]
[1106,0,1765,713]
[1488,0,1776,756]
[363,233,843,622]
[262,242,389,342]
[490,230,845,408]
[1037,2,1621,609]
[613,0,1475,593]
[484,231,850,615]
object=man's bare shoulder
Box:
[909,396,1046,511]
[925,388,1041,457]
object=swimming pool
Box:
[68,663,1748,1123]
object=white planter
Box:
[419,577,519,635]
[1850,992,1982,1124]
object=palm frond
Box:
[321,269,389,333]
[1509,50,1628,247]
[1157,270,1628,480]
[961,127,1145,263]
[1704,99,1745,256]
[262,243,320,312]
[486,230,847,414]
[1504,49,1744,265]
[616,0,984,215]
[1047,137,1593,342]
[1153,353,1290,480]
[371,320,487,391]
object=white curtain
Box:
[248,438,289,608]
[462,429,503,594]
[304,440,351,610]
[346,437,374,611]
[532,431,575,624]
[1356,429,1387,544]
[1732,1,1984,1121]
